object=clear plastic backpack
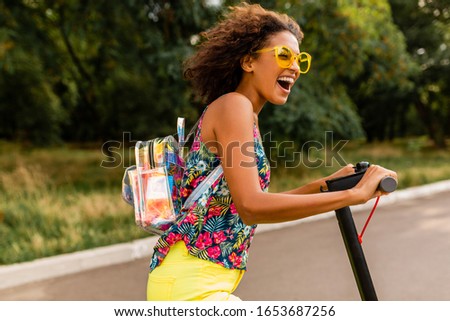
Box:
[122,118,223,235]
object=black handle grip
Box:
[378,176,397,193]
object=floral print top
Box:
[149,107,270,271]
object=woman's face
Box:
[240,31,302,107]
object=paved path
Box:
[1,190,450,301]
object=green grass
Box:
[0,137,449,265]
[0,141,147,265]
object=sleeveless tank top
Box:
[149,107,270,271]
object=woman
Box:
[147,3,397,301]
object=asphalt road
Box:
[1,190,450,301]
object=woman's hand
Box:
[325,163,355,181]
[352,165,398,204]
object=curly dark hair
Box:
[184,3,303,104]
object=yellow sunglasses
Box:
[254,46,312,73]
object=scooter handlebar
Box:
[325,161,397,193]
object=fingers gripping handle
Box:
[325,161,397,193]
[355,161,397,193]
[354,161,397,193]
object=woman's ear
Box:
[240,54,254,72]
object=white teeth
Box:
[277,77,294,83]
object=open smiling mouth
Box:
[277,76,294,91]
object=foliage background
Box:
[1,0,449,147]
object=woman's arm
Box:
[207,94,396,226]
[281,164,355,195]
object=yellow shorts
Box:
[147,241,244,301]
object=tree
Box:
[0,1,68,144]
[2,0,442,149]
[0,0,219,145]
[389,0,450,148]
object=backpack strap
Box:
[185,119,200,144]
[177,116,201,159]
[134,140,147,215]
[179,106,209,147]
[182,164,224,210]
[177,117,186,147]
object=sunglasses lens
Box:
[270,46,311,71]
[298,52,311,73]
[276,47,293,68]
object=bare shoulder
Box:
[207,93,254,128]
[213,92,253,110]
[201,92,255,148]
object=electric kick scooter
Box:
[324,161,397,301]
